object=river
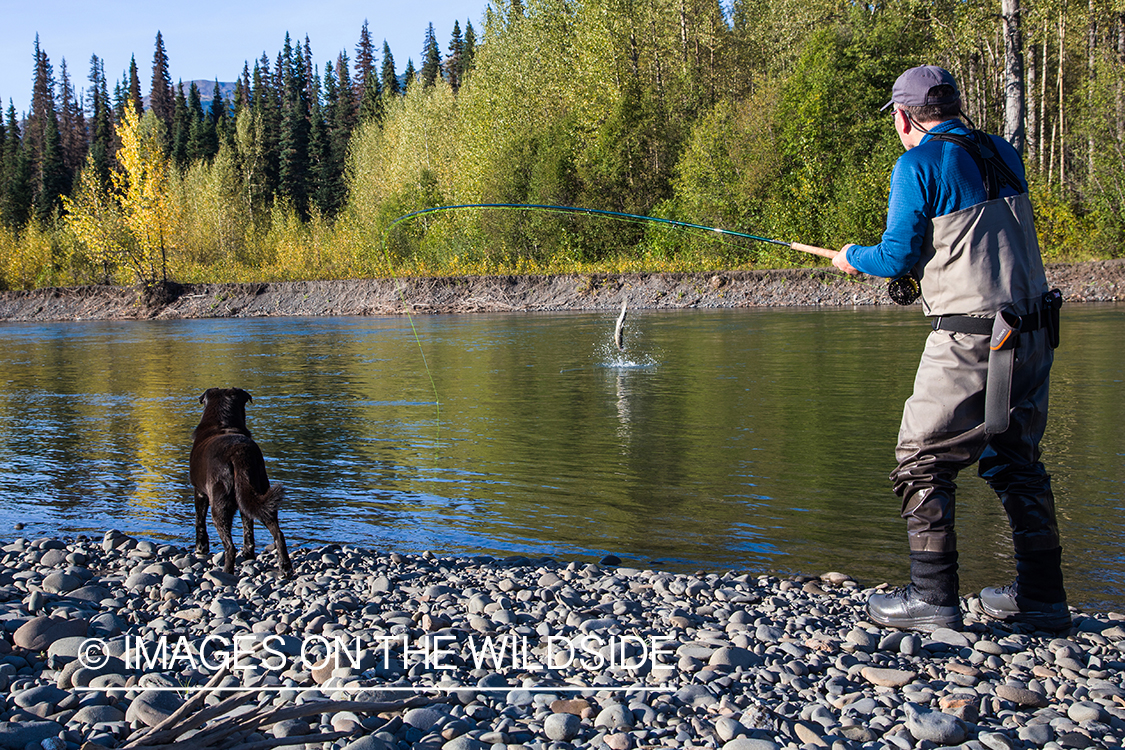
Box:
[0,304,1121,611]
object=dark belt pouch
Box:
[1043,288,1063,349]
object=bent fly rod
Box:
[385,203,840,260]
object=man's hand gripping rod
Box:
[789,242,839,260]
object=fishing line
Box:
[378,234,443,450]
[379,202,913,443]
[384,202,901,299]
[385,202,795,248]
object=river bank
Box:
[2,532,1124,750]
[0,260,1122,322]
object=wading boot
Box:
[979,585,1071,631]
[867,585,962,632]
[981,546,1070,631]
[868,551,962,631]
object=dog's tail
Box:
[233,467,286,522]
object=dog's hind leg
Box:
[211,500,238,574]
[194,492,210,555]
[260,513,293,577]
[241,512,256,560]
[251,484,291,577]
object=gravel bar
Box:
[2,531,1124,750]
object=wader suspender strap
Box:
[925,130,1026,200]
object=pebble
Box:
[71,704,126,725]
[860,666,916,688]
[13,615,88,650]
[904,703,969,745]
[995,683,1051,707]
[125,689,184,727]
[544,712,581,740]
[404,706,448,731]
[1,531,1124,750]
[595,703,634,730]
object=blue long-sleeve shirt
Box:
[844,120,1029,279]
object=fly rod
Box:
[386,203,839,259]
[385,203,920,304]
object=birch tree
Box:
[1002,0,1027,153]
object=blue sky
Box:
[2,0,491,116]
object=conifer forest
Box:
[0,0,1123,289]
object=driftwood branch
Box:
[121,686,433,750]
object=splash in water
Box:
[602,301,657,368]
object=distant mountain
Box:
[143,80,238,112]
[184,80,238,110]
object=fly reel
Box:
[888,274,922,305]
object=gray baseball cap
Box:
[881,65,960,111]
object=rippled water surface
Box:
[0,304,1121,610]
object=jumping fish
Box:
[614,299,627,351]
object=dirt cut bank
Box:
[0,260,1121,322]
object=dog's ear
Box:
[237,389,253,405]
[199,389,210,405]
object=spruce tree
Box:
[170,82,189,169]
[420,24,442,88]
[149,31,175,138]
[463,21,477,82]
[354,20,376,105]
[235,63,252,116]
[403,59,416,90]
[127,55,144,116]
[303,36,316,104]
[445,21,464,94]
[35,113,67,223]
[2,103,33,229]
[308,72,331,216]
[28,36,56,166]
[252,56,281,204]
[195,82,217,160]
[358,72,383,123]
[320,59,351,216]
[57,58,86,186]
[113,78,127,122]
[334,52,357,136]
[278,33,310,217]
[209,79,230,151]
[186,81,207,162]
[28,39,68,223]
[381,42,400,98]
[87,55,113,193]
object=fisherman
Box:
[832,66,1068,631]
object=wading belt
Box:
[931,289,1063,434]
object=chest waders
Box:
[867,128,1068,632]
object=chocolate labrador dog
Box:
[190,388,292,577]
